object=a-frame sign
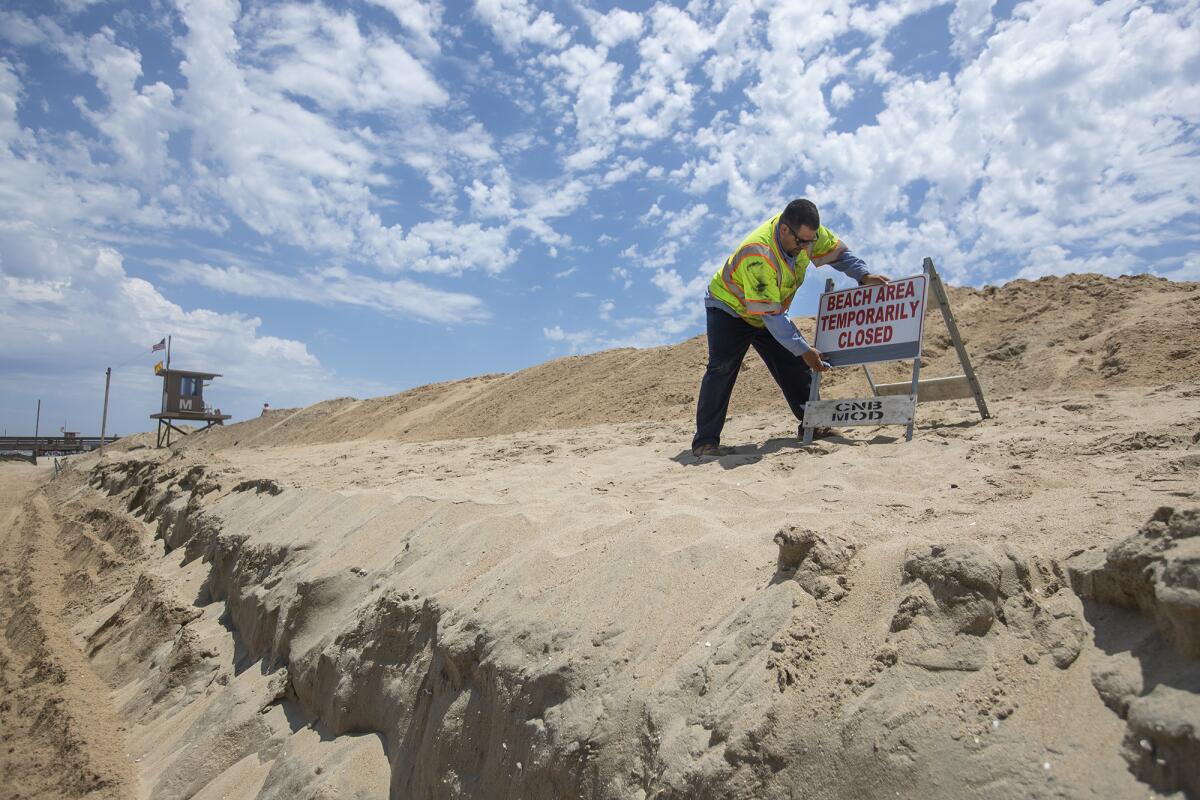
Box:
[801,257,989,444]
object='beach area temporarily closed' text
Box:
[814,276,927,365]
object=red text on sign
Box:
[837,325,894,349]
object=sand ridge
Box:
[180,272,1200,451]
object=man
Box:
[692,199,889,458]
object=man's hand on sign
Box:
[802,348,831,372]
[859,273,890,286]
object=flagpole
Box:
[160,336,170,418]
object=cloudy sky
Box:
[1,0,1197,436]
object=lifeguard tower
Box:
[150,368,232,447]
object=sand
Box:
[1,272,1197,799]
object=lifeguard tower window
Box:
[180,377,201,396]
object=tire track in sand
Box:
[0,464,135,800]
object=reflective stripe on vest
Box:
[720,243,784,315]
[808,240,846,267]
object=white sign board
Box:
[804,395,917,427]
[814,275,927,367]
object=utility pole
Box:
[33,398,41,466]
[100,367,112,457]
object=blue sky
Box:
[1,0,1197,436]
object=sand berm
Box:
[2,272,1198,800]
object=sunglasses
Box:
[785,223,815,246]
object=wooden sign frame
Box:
[801,257,989,444]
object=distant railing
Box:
[0,435,122,454]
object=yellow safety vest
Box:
[707,214,845,327]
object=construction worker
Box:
[692,199,889,458]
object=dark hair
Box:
[781,199,819,231]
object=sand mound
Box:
[103,429,171,452]
[187,273,1199,452]
[1068,507,1200,798]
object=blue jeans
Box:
[693,307,812,449]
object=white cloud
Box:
[163,259,490,322]
[949,0,998,59]
[474,0,569,52]
[364,0,443,57]
[510,177,591,247]
[846,0,944,43]
[829,81,855,109]
[160,0,510,268]
[246,3,448,113]
[614,6,711,140]
[601,156,648,186]
[833,0,1198,281]
[0,58,24,149]
[366,218,517,275]
[465,167,516,219]
[542,324,594,353]
[57,0,108,13]
[547,43,623,170]
[0,11,50,46]
[73,28,177,181]
[1010,244,1147,281]
[587,8,642,48]
[1159,252,1200,282]
[1,58,209,245]
[650,268,696,314]
[171,0,378,250]
[646,202,709,233]
[702,0,758,93]
[541,308,700,355]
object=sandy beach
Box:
[1,273,1197,799]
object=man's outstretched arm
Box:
[762,313,829,372]
[827,248,889,285]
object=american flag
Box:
[151,338,166,352]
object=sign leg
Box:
[905,262,932,441]
[905,357,921,441]
[803,276,836,446]
[802,369,821,445]
[926,258,990,420]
